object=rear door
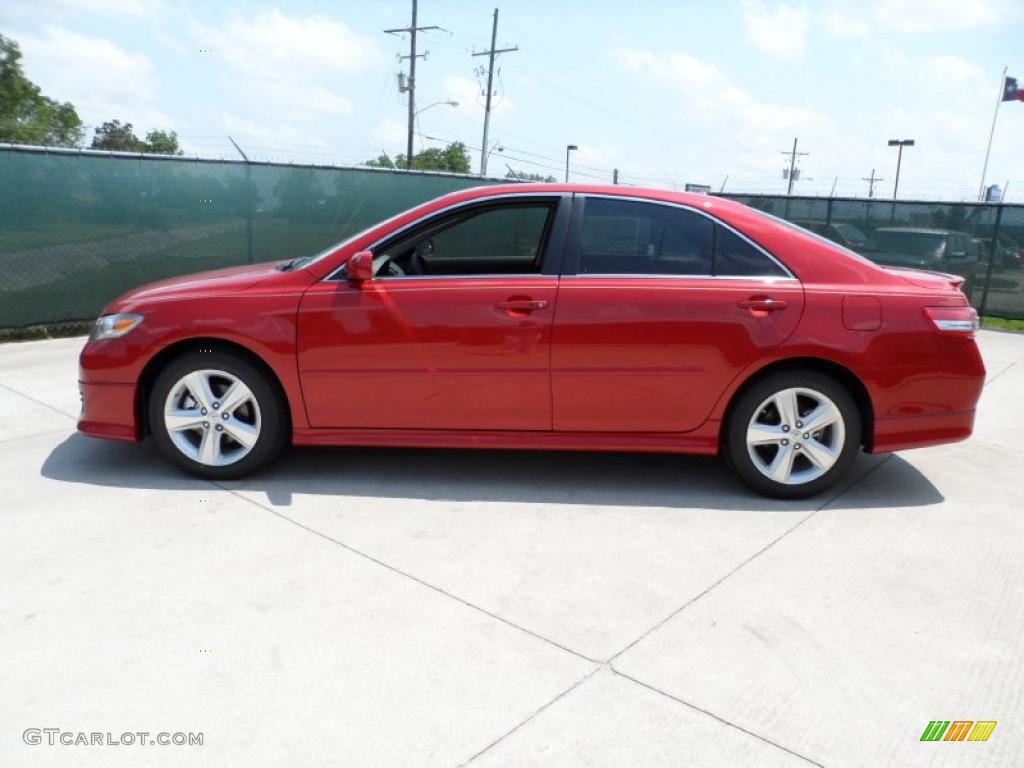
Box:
[551,196,805,432]
[298,195,569,430]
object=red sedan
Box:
[78,184,985,498]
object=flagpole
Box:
[978,66,1008,201]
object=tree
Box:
[364,152,396,169]
[0,34,84,147]
[506,169,556,182]
[91,120,146,152]
[143,129,182,155]
[91,121,183,155]
[367,141,472,174]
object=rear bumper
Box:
[870,408,977,453]
[77,380,138,442]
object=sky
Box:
[2,0,1023,201]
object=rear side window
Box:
[714,226,788,277]
[579,198,713,275]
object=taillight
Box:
[924,306,979,335]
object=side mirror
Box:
[345,250,373,282]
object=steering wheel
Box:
[372,254,406,277]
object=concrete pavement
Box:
[0,331,1021,767]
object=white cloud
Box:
[15,26,173,133]
[0,0,161,24]
[920,55,987,90]
[206,10,379,81]
[740,0,810,60]
[820,0,1011,36]
[614,48,828,136]
[872,0,1004,32]
[372,118,407,146]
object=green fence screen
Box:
[0,146,497,327]
[2,145,1023,327]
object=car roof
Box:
[873,227,963,235]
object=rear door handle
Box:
[738,297,788,313]
[496,299,548,313]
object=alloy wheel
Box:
[163,369,262,467]
[746,386,846,485]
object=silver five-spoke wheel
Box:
[746,386,845,486]
[163,369,262,467]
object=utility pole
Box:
[862,168,883,198]
[385,0,440,170]
[613,168,619,185]
[781,137,808,195]
[473,8,517,176]
[887,139,915,199]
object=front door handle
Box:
[496,299,548,315]
[738,297,788,313]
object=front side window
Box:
[579,198,713,275]
[378,203,553,276]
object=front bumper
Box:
[77,380,138,442]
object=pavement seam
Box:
[609,669,826,767]
[0,426,75,445]
[210,481,600,665]
[985,354,1023,385]
[459,667,601,766]
[0,380,78,420]
[605,455,893,666]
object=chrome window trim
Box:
[324,190,798,282]
[323,192,566,282]
[561,274,798,282]
[578,193,797,280]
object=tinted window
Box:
[714,226,788,277]
[430,206,550,265]
[381,203,552,276]
[579,198,712,275]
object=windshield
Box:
[868,231,945,257]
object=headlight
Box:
[91,313,144,340]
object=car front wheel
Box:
[725,370,861,499]
[149,350,287,479]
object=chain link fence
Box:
[2,144,1023,328]
[0,145,499,328]
[721,193,1024,319]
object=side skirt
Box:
[292,426,719,454]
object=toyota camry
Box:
[78,184,985,498]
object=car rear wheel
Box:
[149,350,287,479]
[724,370,861,499]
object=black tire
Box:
[723,369,862,499]
[148,349,288,480]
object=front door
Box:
[551,196,805,432]
[298,197,567,430]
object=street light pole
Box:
[565,144,577,183]
[888,139,914,200]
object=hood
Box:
[884,266,965,290]
[109,262,283,307]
